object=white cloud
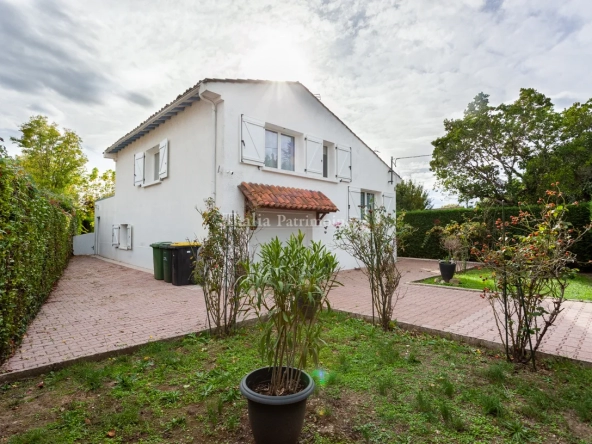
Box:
[2,0,591,199]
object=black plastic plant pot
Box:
[439,261,456,283]
[240,367,315,444]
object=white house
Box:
[95,78,401,271]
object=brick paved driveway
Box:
[1,256,209,379]
[1,256,591,381]
[329,258,592,364]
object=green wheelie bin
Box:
[149,242,172,280]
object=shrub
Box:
[400,204,592,267]
[0,158,76,363]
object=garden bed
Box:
[1,311,591,443]
[416,268,592,302]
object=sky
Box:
[2,0,591,207]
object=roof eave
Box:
[103,85,202,156]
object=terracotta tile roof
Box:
[239,182,338,213]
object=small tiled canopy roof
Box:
[239,182,338,213]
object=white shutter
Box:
[383,192,395,214]
[126,225,133,250]
[348,187,362,220]
[241,115,265,165]
[134,152,145,186]
[111,225,120,247]
[305,135,323,175]
[336,145,351,181]
[158,139,168,179]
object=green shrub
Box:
[400,204,592,267]
[0,158,76,363]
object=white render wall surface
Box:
[205,81,397,270]
[96,100,215,270]
[98,80,398,272]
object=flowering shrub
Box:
[193,198,255,336]
[472,184,590,369]
[334,206,414,331]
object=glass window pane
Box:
[281,134,295,171]
[360,192,366,218]
[265,130,278,168]
[323,146,328,178]
[367,193,375,209]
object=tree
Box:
[11,116,87,196]
[430,89,561,204]
[523,100,592,203]
[395,179,433,211]
[77,168,115,232]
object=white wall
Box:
[96,100,215,269]
[203,81,396,270]
[98,80,398,272]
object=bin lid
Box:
[170,242,201,248]
[150,242,173,248]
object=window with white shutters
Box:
[241,115,266,165]
[305,135,323,176]
[348,187,362,220]
[111,225,120,247]
[134,153,145,186]
[382,192,395,214]
[158,139,168,179]
[336,145,352,181]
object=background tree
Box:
[430,89,560,204]
[77,168,115,232]
[395,179,433,211]
[11,115,87,196]
[523,100,592,203]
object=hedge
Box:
[0,158,77,364]
[400,203,592,268]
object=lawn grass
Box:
[1,311,591,443]
[417,267,592,302]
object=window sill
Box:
[142,180,162,188]
[260,166,340,183]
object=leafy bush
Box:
[0,158,76,363]
[400,203,592,267]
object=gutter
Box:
[199,85,223,203]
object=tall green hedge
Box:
[400,204,592,267]
[0,158,77,364]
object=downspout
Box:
[199,92,218,203]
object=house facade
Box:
[96,79,400,271]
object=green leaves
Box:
[0,158,76,363]
[241,231,340,395]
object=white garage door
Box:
[251,211,314,257]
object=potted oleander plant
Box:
[239,232,340,444]
[439,235,461,283]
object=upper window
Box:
[265,130,295,171]
[134,139,168,187]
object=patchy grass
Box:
[417,268,592,301]
[1,311,591,443]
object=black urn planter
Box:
[240,367,315,444]
[439,261,456,283]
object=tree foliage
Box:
[11,115,87,197]
[431,89,560,205]
[0,156,76,363]
[396,179,433,211]
[77,168,115,233]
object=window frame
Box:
[264,129,296,172]
[360,191,375,218]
